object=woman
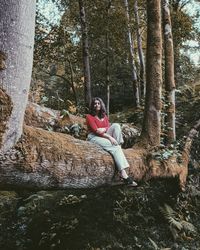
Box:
[86,97,137,187]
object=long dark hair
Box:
[89,97,106,118]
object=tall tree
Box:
[62,27,78,105]
[170,0,194,86]
[78,0,92,110]
[0,0,36,152]
[124,0,140,107]
[105,0,111,116]
[133,0,146,98]
[162,0,176,144]
[142,0,162,146]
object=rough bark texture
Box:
[25,102,87,137]
[163,0,176,144]
[142,0,162,146]
[0,125,188,190]
[124,0,140,107]
[0,0,36,152]
[25,102,60,128]
[0,88,13,147]
[78,0,92,110]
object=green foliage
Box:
[1,175,200,250]
[170,1,200,86]
[33,0,200,112]
[159,203,197,240]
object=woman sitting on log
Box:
[86,97,137,187]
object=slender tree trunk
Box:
[106,1,111,117]
[162,0,176,144]
[133,0,146,98]
[124,0,140,107]
[0,0,36,152]
[141,0,162,146]
[106,73,110,116]
[67,57,78,106]
[63,29,78,106]
[78,0,92,110]
[106,46,110,117]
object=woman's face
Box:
[93,99,101,112]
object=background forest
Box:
[0,0,200,249]
[32,0,200,113]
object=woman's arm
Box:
[96,127,107,134]
[86,115,117,144]
[101,132,118,145]
[86,115,106,136]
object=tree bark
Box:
[133,0,146,98]
[24,102,86,131]
[0,0,36,152]
[78,0,92,110]
[162,0,176,145]
[0,125,188,190]
[141,0,162,147]
[124,0,140,107]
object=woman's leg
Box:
[88,135,129,171]
[88,134,137,186]
[107,123,124,145]
[107,124,129,174]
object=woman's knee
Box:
[111,123,121,130]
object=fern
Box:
[148,237,159,250]
[159,203,197,240]
[159,203,176,220]
[181,220,197,235]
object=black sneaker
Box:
[123,177,138,187]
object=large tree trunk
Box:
[162,0,176,145]
[141,0,162,146]
[0,0,36,152]
[124,0,140,107]
[78,0,92,110]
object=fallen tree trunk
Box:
[0,125,189,190]
[25,102,86,130]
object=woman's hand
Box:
[96,128,107,134]
[108,136,118,145]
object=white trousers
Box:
[87,123,129,171]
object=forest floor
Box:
[0,91,200,250]
[0,168,200,250]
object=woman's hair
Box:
[89,97,106,118]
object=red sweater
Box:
[86,114,110,135]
